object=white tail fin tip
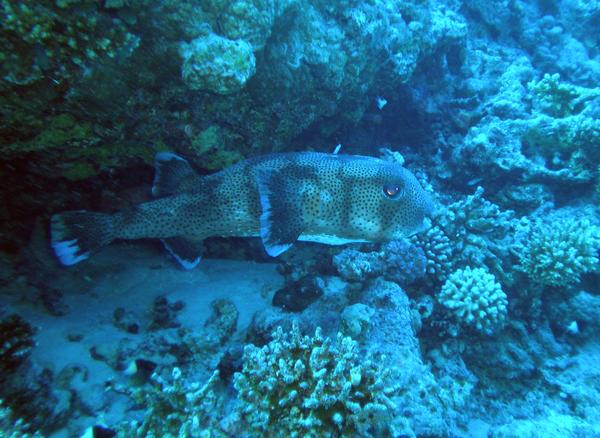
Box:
[52,239,90,266]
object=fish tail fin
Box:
[50,211,115,266]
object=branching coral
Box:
[438,266,508,334]
[522,74,599,178]
[117,368,222,437]
[449,57,599,188]
[412,187,519,285]
[233,323,399,437]
[0,313,36,378]
[411,224,454,282]
[0,400,41,438]
[528,73,600,118]
[518,217,600,288]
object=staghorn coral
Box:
[438,266,508,334]
[528,72,600,118]
[233,323,399,437]
[117,368,223,437]
[518,217,600,288]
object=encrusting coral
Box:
[180,32,256,94]
[333,239,426,285]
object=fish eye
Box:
[383,183,401,198]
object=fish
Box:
[50,151,434,269]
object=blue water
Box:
[0,0,599,436]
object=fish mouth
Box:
[421,217,433,231]
[408,217,432,237]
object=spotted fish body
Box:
[51,152,433,268]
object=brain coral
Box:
[439,266,508,334]
[519,217,600,288]
[233,323,398,437]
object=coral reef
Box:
[0,400,42,438]
[180,33,256,94]
[1,0,136,87]
[518,217,600,288]
[117,368,222,436]
[1,0,600,436]
[233,323,399,436]
[360,278,472,435]
[340,303,375,340]
[333,239,427,285]
[412,187,519,285]
[410,224,454,283]
[438,266,508,334]
[445,45,599,195]
[0,313,36,377]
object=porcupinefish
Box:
[51,152,433,269]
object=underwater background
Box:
[1,0,599,436]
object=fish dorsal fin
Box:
[152,152,200,197]
[161,236,203,269]
[255,169,305,257]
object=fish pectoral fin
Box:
[160,236,203,269]
[255,169,305,257]
[152,152,201,197]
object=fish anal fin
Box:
[161,236,203,269]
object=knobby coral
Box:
[438,266,508,334]
[519,217,600,288]
[412,187,518,285]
